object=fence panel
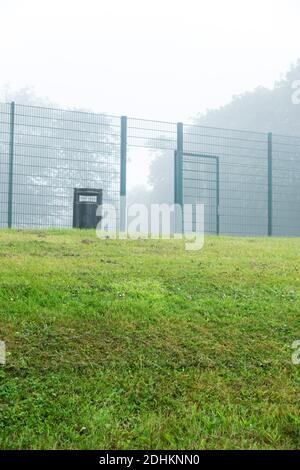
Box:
[0,103,11,228]
[1,104,120,229]
[272,134,300,236]
[127,117,177,151]
[183,125,269,236]
[0,102,300,237]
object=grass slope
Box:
[0,230,299,449]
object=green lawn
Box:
[0,230,299,449]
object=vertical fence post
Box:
[8,101,15,229]
[268,132,273,237]
[175,122,184,233]
[120,116,127,232]
[216,157,220,235]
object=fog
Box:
[1,0,300,189]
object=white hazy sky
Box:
[1,0,300,123]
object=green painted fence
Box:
[1,102,300,236]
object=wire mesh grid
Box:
[1,103,120,229]
[0,103,10,228]
[272,134,300,236]
[127,117,177,150]
[183,124,269,236]
[0,102,300,236]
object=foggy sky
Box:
[1,0,300,123]
[1,0,300,189]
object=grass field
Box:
[0,230,299,449]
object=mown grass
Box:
[0,229,299,449]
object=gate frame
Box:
[175,151,220,235]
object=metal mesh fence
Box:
[273,134,300,237]
[0,103,120,229]
[0,101,300,236]
[127,117,177,150]
[183,125,269,236]
[0,103,10,228]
